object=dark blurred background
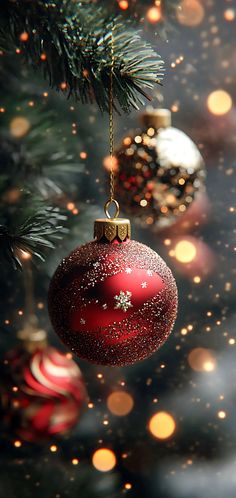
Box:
[0,1,236,497]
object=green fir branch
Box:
[0,0,164,112]
[0,205,67,270]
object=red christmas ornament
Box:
[2,345,87,442]
[48,216,178,366]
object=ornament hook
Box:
[104,22,120,220]
[104,198,120,219]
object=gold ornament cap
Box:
[96,199,131,242]
[17,314,48,352]
[141,108,172,129]
[94,217,131,242]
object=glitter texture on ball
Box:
[48,230,178,366]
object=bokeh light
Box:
[146,6,161,23]
[207,90,232,116]
[103,155,119,172]
[148,411,176,439]
[224,9,235,22]
[10,116,31,138]
[107,391,134,416]
[118,0,129,10]
[218,410,226,419]
[19,31,29,42]
[177,0,205,27]
[174,240,197,263]
[188,348,217,372]
[92,448,116,472]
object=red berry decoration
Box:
[2,344,87,442]
[48,216,178,366]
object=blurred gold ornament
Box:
[188,348,217,372]
[177,0,204,26]
[207,90,232,116]
[148,411,176,439]
[92,448,116,472]
[107,391,134,416]
[116,108,205,231]
[10,116,30,138]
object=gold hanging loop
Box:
[104,22,120,219]
[104,198,120,219]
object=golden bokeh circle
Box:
[146,6,161,23]
[10,116,31,138]
[207,90,232,116]
[107,391,134,416]
[174,240,197,263]
[188,348,217,372]
[177,0,205,27]
[92,448,116,472]
[148,411,176,439]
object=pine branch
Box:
[0,0,164,112]
[0,102,84,199]
[0,205,67,270]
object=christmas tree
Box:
[0,1,235,497]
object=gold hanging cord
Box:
[104,23,120,220]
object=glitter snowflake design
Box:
[114,291,133,312]
[125,267,132,274]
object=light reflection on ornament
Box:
[148,411,176,439]
[207,90,232,116]
[177,0,204,27]
[188,348,217,372]
[92,448,116,472]
[146,6,161,23]
[174,240,197,263]
[10,116,31,138]
[107,391,134,416]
